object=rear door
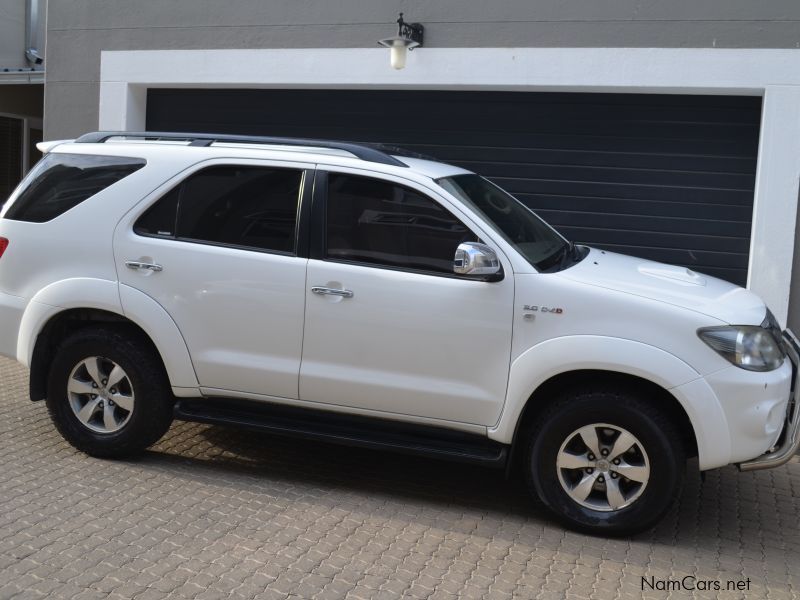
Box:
[114,158,311,399]
[298,169,515,425]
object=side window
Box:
[134,186,179,237]
[135,165,303,254]
[4,153,145,223]
[326,173,477,274]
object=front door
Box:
[115,160,311,399]
[299,170,514,425]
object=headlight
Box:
[698,325,785,371]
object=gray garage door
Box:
[146,89,761,286]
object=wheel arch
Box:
[29,308,163,402]
[23,282,199,401]
[505,370,698,472]
[490,335,728,471]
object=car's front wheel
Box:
[525,388,686,536]
[46,327,174,457]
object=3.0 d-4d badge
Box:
[523,305,564,314]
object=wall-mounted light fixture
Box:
[378,13,424,70]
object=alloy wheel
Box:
[67,357,135,434]
[556,423,650,512]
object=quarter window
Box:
[325,174,477,274]
[4,153,145,223]
[135,165,303,254]
[134,186,179,237]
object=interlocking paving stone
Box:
[0,356,799,599]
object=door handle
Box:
[311,286,353,298]
[125,261,163,272]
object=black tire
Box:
[46,327,174,458]
[524,387,685,536]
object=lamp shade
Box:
[378,36,419,70]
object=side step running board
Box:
[174,398,508,468]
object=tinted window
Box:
[135,165,303,254]
[177,166,301,253]
[134,186,179,237]
[326,174,476,273]
[4,153,145,223]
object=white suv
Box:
[0,131,797,535]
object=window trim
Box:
[313,169,504,282]
[132,162,312,259]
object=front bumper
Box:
[738,329,800,471]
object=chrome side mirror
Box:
[454,242,502,279]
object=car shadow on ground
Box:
[135,421,727,546]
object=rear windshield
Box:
[3,153,145,223]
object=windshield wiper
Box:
[559,241,576,269]
[536,241,571,272]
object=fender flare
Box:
[488,335,731,470]
[18,278,199,390]
[18,278,123,366]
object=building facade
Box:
[41,0,800,328]
[0,0,45,201]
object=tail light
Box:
[0,238,8,259]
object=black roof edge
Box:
[74,131,409,168]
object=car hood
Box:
[558,248,767,325]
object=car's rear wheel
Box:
[46,327,174,457]
[525,387,686,536]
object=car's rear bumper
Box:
[737,329,800,471]
[0,291,26,361]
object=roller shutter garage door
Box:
[147,89,761,286]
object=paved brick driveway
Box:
[1,356,799,600]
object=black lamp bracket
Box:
[397,13,424,48]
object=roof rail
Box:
[361,142,440,163]
[74,131,409,167]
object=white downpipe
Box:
[25,0,44,66]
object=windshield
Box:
[437,174,572,271]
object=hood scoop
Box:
[637,265,707,287]
[559,249,766,324]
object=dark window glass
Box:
[28,128,43,175]
[174,166,302,253]
[4,153,145,223]
[134,186,180,237]
[0,116,23,206]
[326,174,476,273]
